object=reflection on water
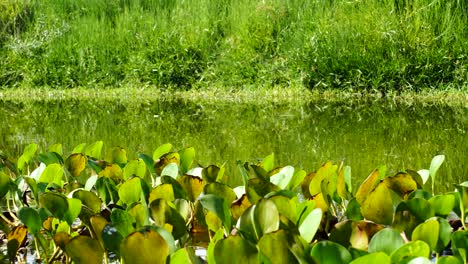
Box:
[0,98,466,192]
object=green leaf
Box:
[179,147,195,175]
[405,198,435,222]
[138,153,155,175]
[346,198,363,221]
[39,192,69,219]
[260,153,275,172]
[452,230,468,262]
[18,207,41,234]
[214,235,258,264]
[390,240,430,264]
[118,177,142,205]
[435,218,452,253]
[109,147,128,164]
[153,143,172,160]
[65,153,87,178]
[355,168,382,204]
[269,166,294,189]
[17,143,38,173]
[254,199,280,238]
[120,229,169,264]
[149,183,175,203]
[417,170,430,185]
[84,141,103,159]
[350,252,391,264]
[170,247,203,264]
[412,218,439,252]
[64,198,82,225]
[207,229,224,264]
[72,143,86,154]
[438,256,463,264]
[406,257,433,264]
[368,228,405,255]
[298,208,322,243]
[258,230,298,264]
[64,236,103,264]
[123,159,147,180]
[361,183,401,225]
[0,172,11,199]
[38,152,63,165]
[149,198,187,239]
[429,155,445,182]
[110,209,135,238]
[200,194,231,233]
[39,163,64,187]
[204,182,237,205]
[161,163,178,179]
[48,143,63,156]
[72,189,102,214]
[310,241,352,264]
[429,194,456,217]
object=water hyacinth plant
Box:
[0,142,466,263]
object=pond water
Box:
[0,97,467,192]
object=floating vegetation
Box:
[0,142,466,263]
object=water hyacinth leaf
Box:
[17,143,37,173]
[95,176,119,205]
[361,183,401,225]
[123,159,147,180]
[206,228,224,264]
[260,153,275,173]
[350,252,391,264]
[199,194,231,232]
[337,165,350,199]
[178,175,205,202]
[149,198,187,239]
[38,152,63,165]
[101,224,123,256]
[64,198,82,225]
[99,163,123,183]
[121,229,169,264]
[254,199,280,238]
[452,230,468,262]
[90,215,108,248]
[54,231,71,251]
[346,198,363,221]
[109,147,128,164]
[39,163,64,187]
[355,167,384,204]
[118,177,142,205]
[287,169,306,191]
[390,240,430,264]
[231,194,253,220]
[405,198,435,222]
[412,219,439,252]
[110,209,135,238]
[65,153,87,178]
[138,153,155,175]
[179,147,195,175]
[155,152,180,175]
[128,203,148,229]
[429,155,445,182]
[170,247,203,264]
[149,183,175,204]
[0,172,11,199]
[301,172,315,198]
[72,189,102,214]
[407,257,433,264]
[429,194,456,217]
[23,176,38,201]
[435,218,452,253]
[65,236,104,264]
[153,143,172,160]
[438,256,463,264]
[417,170,430,185]
[329,220,383,250]
[161,163,178,179]
[39,192,69,219]
[204,182,237,205]
[258,230,297,264]
[202,165,222,184]
[7,225,28,261]
[368,228,405,255]
[309,162,336,197]
[298,208,322,243]
[18,207,41,234]
[48,143,63,156]
[84,141,103,159]
[72,143,86,154]
[214,235,258,264]
[246,178,280,204]
[269,166,294,189]
[310,241,352,264]
[161,176,187,199]
[269,195,296,223]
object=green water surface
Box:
[0,98,466,192]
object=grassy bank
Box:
[1,0,467,91]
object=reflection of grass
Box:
[1,86,467,107]
[0,0,467,90]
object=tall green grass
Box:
[0,0,467,90]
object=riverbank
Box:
[1,86,467,107]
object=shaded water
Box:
[0,98,467,192]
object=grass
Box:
[0,0,467,91]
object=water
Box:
[0,97,467,192]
